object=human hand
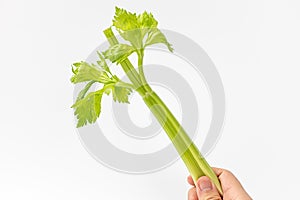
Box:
[187,168,252,200]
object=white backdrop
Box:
[1,0,300,199]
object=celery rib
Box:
[103,27,223,195]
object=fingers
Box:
[212,167,245,194]
[195,176,222,200]
[187,175,195,186]
[211,167,252,199]
[187,168,252,200]
[211,167,224,177]
[186,168,225,187]
[188,187,198,200]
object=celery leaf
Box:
[103,44,135,64]
[72,89,104,128]
[112,7,173,52]
[145,28,174,52]
[71,62,110,84]
[112,85,132,103]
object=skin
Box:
[187,168,252,200]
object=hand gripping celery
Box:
[71,7,223,195]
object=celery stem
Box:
[103,27,223,195]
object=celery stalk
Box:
[104,27,223,195]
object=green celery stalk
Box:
[104,27,223,195]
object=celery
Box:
[71,7,223,195]
[104,27,222,195]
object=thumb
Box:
[196,176,222,200]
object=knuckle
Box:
[223,169,233,176]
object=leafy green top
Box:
[71,7,174,128]
[71,52,133,127]
[102,7,173,65]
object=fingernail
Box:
[198,177,213,191]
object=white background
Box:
[1,0,300,199]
